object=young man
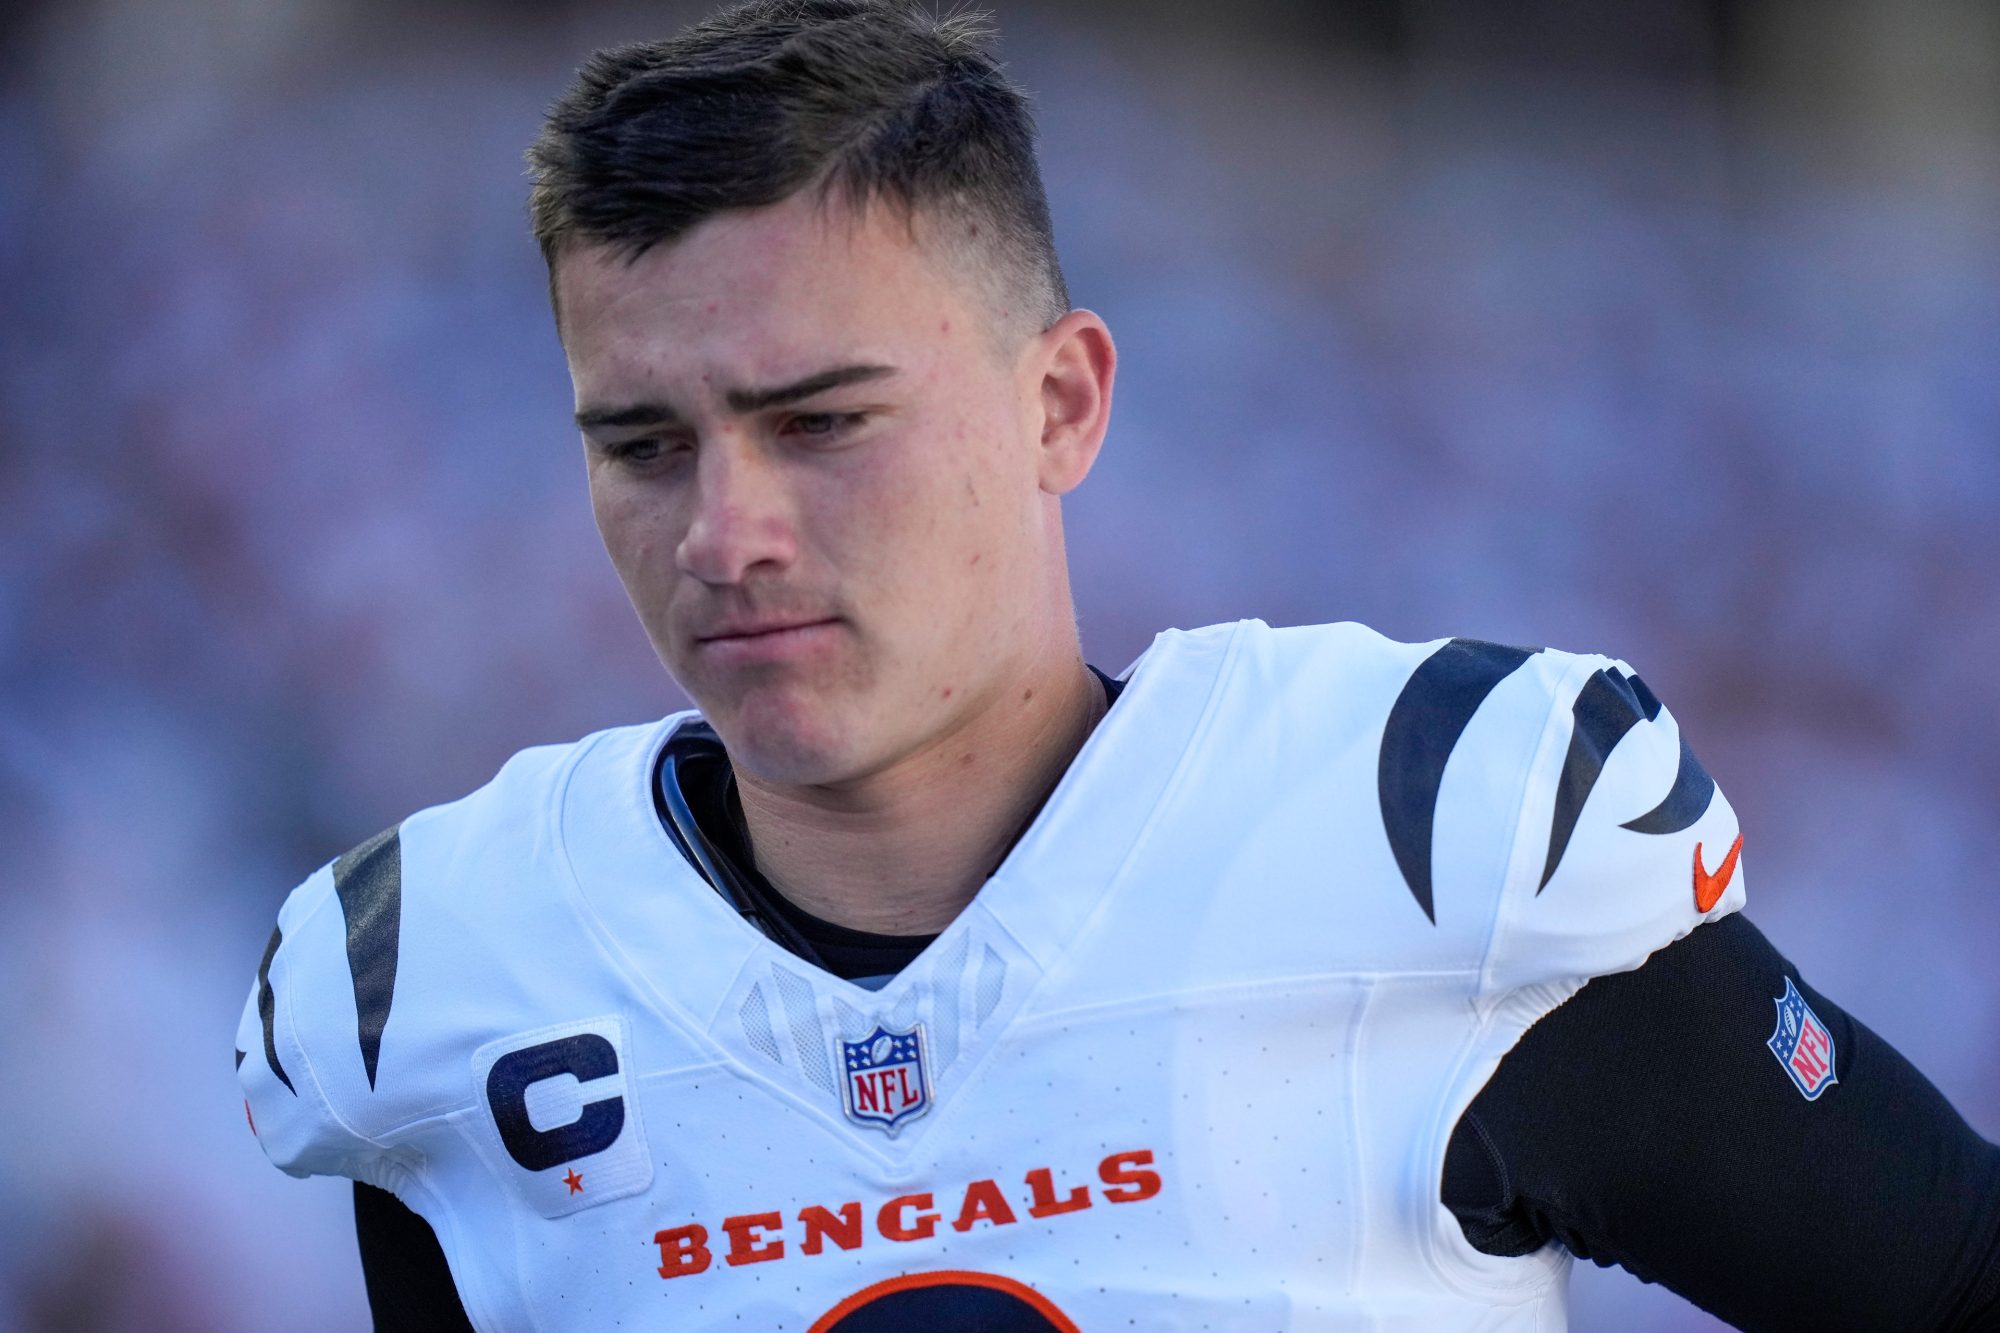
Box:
[237,2,2000,1328]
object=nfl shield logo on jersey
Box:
[840,1024,930,1134]
[1766,977,1838,1100]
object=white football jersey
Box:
[237,620,1745,1332]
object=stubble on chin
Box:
[710,695,831,784]
[695,654,882,789]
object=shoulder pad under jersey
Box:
[233,733,604,1182]
[1373,639,1744,996]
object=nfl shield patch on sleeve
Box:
[1766,978,1838,1101]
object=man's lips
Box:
[695,616,840,643]
[691,617,842,664]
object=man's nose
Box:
[674,440,798,585]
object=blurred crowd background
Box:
[2,0,1995,1328]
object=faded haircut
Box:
[526,0,1070,342]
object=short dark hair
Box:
[527,0,1069,338]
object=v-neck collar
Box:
[652,665,1134,986]
[554,621,1246,1038]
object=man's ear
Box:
[1030,309,1117,496]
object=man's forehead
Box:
[556,195,941,321]
[556,201,979,403]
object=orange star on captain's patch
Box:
[563,1168,584,1195]
[1693,833,1744,913]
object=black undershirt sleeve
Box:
[353,1181,474,1332]
[1446,911,2000,1330]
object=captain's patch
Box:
[472,1014,653,1217]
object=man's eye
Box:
[784,412,865,438]
[607,438,681,464]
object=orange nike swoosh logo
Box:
[1693,833,1744,912]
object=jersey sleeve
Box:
[234,850,388,1181]
[1483,650,1746,997]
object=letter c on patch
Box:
[486,1033,625,1171]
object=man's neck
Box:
[732,655,1108,936]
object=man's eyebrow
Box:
[574,402,684,431]
[724,363,898,414]
[573,364,898,433]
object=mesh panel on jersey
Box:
[933,933,969,1072]
[773,966,836,1093]
[975,944,1007,1027]
[832,995,869,1040]
[738,984,781,1065]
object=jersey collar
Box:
[555,622,1246,1032]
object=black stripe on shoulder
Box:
[333,825,403,1091]
[257,925,296,1095]
[1538,668,1657,891]
[1379,638,1542,923]
[1621,731,1717,835]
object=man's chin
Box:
[700,689,859,788]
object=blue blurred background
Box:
[2,0,1995,1328]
